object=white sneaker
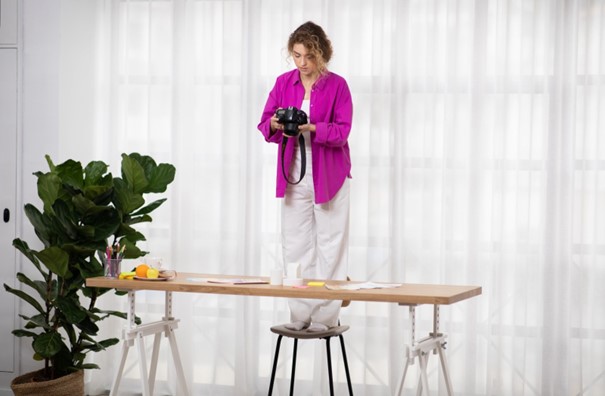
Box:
[307,323,329,332]
[284,321,309,331]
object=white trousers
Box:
[281,144,350,327]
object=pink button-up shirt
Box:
[258,69,353,204]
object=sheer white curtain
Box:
[59,0,605,395]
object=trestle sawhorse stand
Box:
[110,291,190,396]
[396,304,453,396]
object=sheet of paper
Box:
[324,281,402,291]
[205,278,269,285]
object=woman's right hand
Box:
[270,110,283,132]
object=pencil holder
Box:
[104,258,122,278]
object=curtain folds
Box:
[65,0,604,395]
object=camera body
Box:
[275,106,308,137]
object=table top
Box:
[87,273,481,306]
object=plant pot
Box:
[10,369,84,396]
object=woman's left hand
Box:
[298,123,316,133]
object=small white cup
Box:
[286,262,300,279]
[270,268,283,285]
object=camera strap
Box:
[281,134,306,185]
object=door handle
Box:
[3,208,9,223]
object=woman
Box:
[258,21,353,332]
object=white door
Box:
[0,0,17,44]
[0,48,18,373]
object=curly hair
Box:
[287,21,333,74]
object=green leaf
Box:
[52,200,79,240]
[4,284,45,314]
[70,223,95,240]
[131,198,166,216]
[12,329,38,338]
[77,255,104,279]
[44,154,56,171]
[120,238,143,259]
[37,173,62,214]
[84,160,108,186]
[147,163,176,193]
[22,313,50,329]
[75,316,99,335]
[13,238,46,276]
[91,309,128,321]
[81,206,121,240]
[36,246,69,277]
[55,159,84,190]
[63,321,77,347]
[81,286,101,300]
[81,336,120,352]
[60,242,98,258]
[52,344,75,374]
[22,205,54,248]
[98,337,120,349]
[56,296,87,324]
[16,273,47,299]
[71,193,95,215]
[117,227,145,243]
[121,154,149,194]
[128,153,156,179]
[33,331,64,358]
[72,351,86,368]
[113,178,145,213]
[126,214,152,225]
[83,185,114,205]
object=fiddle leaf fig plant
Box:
[3,153,175,381]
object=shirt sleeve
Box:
[258,77,284,144]
[313,77,353,147]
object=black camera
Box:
[275,106,308,138]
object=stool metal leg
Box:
[268,335,283,396]
[290,339,298,396]
[326,338,335,396]
[269,332,352,396]
[339,335,354,395]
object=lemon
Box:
[119,271,136,280]
[147,267,160,279]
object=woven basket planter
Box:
[10,369,84,396]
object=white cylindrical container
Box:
[270,268,283,285]
[286,262,300,279]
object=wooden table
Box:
[87,273,482,396]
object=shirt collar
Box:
[291,70,330,90]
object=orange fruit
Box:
[135,264,149,278]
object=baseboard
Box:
[0,371,14,396]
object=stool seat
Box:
[270,324,350,340]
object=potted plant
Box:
[3,153,175,395]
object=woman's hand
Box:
[298,123,316,133]
[270,114,283,132]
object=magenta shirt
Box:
[258,69,353,204]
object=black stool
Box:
[268,323,353,396]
